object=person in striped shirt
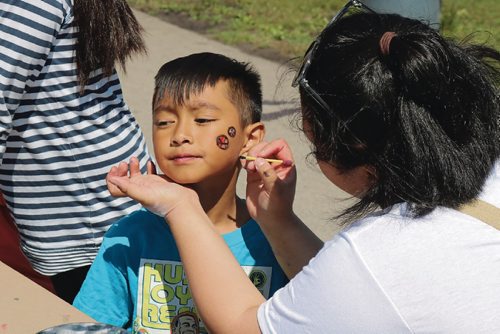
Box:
[0,0,151,303]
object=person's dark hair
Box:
[73,0,146,87]
[300,12,500,221]
[153,52,262,126]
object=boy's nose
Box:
[170,130,193,146]
[171,135,192,146]
[170,118,194,146]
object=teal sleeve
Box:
[73,233,133,328]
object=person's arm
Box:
[168,201,265,333]
[0,1,66,158]
[0,1,67,283]
[73,221,133,327]
[107,168,265,334]
[106,138,324,331]
[244,139,324,278]
[252,210,323,279]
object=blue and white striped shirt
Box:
[0,0,151,275]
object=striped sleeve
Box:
[0,0,67,158]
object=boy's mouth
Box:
[169,153,202,163]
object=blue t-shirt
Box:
[74,208,288,333]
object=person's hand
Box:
[106,157,156,197]
[243,139,297,223]
[106,158,198,219]
[244,140,323,279]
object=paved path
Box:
[119,10,355,240]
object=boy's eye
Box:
[155,120,174,127]
[195,118,216,124]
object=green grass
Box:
[129,0,499,60]
[441,0,499,48]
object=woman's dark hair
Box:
[300,12,500,221]
[153,52,262,126]
[73,0,146,87]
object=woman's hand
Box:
[106,157,156,197]
[243,139,323,279]
[106,157,198,219]
[243,139,297,223]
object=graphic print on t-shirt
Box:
[135,258,272,333]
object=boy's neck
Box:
[193,170,250,235]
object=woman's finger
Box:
[117,161,129,177]
[147,160,157,175]
[254,158,278,192]
[107,166,126,197]
[129,157,141,176]
[241,141,269,171]
[249,139,294,164]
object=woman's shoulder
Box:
[339,204,409,237]
[23,0,72,19]
[2,0,74,40]
[479,159,500,207]
[345,160,500,240]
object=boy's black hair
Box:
[74,0,146,87]
[153,52,262,126]
[299,12,500,221]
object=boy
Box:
[73,53,288,333]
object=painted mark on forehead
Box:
[227,126,236,137]
[216,135,229,150]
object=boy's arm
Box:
[73,230,132,327]
[244,139,324,279]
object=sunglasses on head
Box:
[292,0,375,114]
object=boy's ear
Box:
[240,122,265,155]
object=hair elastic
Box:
[379,31,397,56]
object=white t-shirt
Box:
[258,162,500,333]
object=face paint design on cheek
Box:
[227,126,236,137]
[216,135,229,150]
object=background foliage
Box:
[128,0,499,61]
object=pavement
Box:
[119,9,356,240]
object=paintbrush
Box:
[239,155,289,165]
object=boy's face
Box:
[153,80,252,184]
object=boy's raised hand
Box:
[243,139,297,223]
[106,158,198,219]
